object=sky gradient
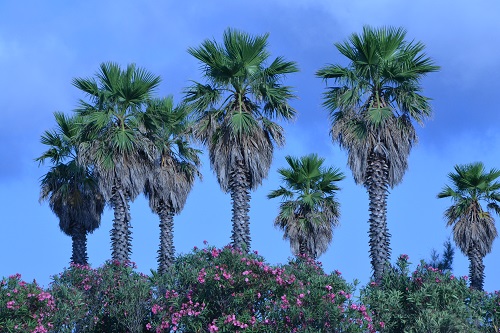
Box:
[1,0,500,292]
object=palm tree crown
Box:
[37,112,104,265]
[317,26,439,281]
[75,62,161,263]
[186,28,298,251]
[143,97,202,273]
[437,162,500,290]
[268,154,344,259]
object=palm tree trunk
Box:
[157,204,175,274]
[365,152,391,282]
[110,181,132,263]
[71,223,88,265]
[298,238,308,258]
[468,245,485,290]
[229,159,251,251]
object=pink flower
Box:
[152,304,162,315]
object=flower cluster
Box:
[0,274,55,333]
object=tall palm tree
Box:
[316,26,439,281]
[185,28,298,251]
[437,162,500,290]
[143,97,201,274]
[74,62,161,263]
[37,112,105,265]
[268,154,344,259]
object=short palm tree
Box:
[437,162,500,290]
[268,154,344,259]
[37,112,105,265]
[316,26,439,281]
[74,62,161,263]
[185,28,298,251]
[143,97,201,274]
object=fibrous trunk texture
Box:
[110,182,132,263]
[157,204,175,275]
[298,238,307,257]
[365,153,391,282]
[298,238,316,259]
[71,223,88,265]
[468,245,485,291]
[229,160,251,251]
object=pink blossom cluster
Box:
[1,274,55,333]
[148,287,206,332]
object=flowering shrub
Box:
[50,261,151,333]
[149,245,376,332]
[5,249,500,332]
[49,263,99,332]
[360,254,491,332]
[0,274,55,333]
[483,290,500,332]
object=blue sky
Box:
[1,0,500,292]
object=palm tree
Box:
[74,62,161,263]
[437,162,500,290]
[143,97,201,274]
[37,112,105,265]
[316,26,439,281]
[268,154,344,259]
[185,28,298,251]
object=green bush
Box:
[360,254,496,332]
[0,274,55,332]
[149,244,376,332]
[50,261,151,333]
[4,248,500,332]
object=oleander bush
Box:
[148,244,376,332]
[2,248,500,332]
[50,261,151,333]
[0,273,55,332]
[360,254,499,332]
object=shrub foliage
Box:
[2,249,500,332]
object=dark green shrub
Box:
[50,261,151,333]
[360,254,491,332]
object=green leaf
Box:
[229,111,257,135]
[367,106,392,125]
